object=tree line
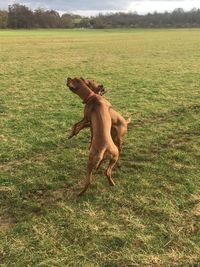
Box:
[1,4,200,29]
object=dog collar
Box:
[83,92,95,104]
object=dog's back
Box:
[85,96,116,150]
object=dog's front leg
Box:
[68,118,90,139]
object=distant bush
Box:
[1,4,200,29]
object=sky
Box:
[0,0,200,16]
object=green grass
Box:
[0,29,200,266]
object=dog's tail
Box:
[126,116,131,125]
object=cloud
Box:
[128,0,200,14]
[0,0,190,10]
[0,0,15,9]
[10,0,132,11]
[0,0,200,14]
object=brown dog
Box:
[82,78,105,95]
[69,78,131,152]
[67,78,105,140]
[67,77,119,196]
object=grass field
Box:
[0,29,200,266]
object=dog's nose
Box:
[65,77,72,86]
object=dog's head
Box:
[66,77,85,94]
[67,77,98,104]
[80,77,106,95]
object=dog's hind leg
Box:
[95,149,106,171]
[115,137,123,153]
[111,127,125,153]
[78,160,93,196]
[78,152,104,196]
[105,151,119,186]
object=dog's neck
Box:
[83,91,95,104]
[74,83,95,104]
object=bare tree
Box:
[0,10,8,28]
[8,4,34,28]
